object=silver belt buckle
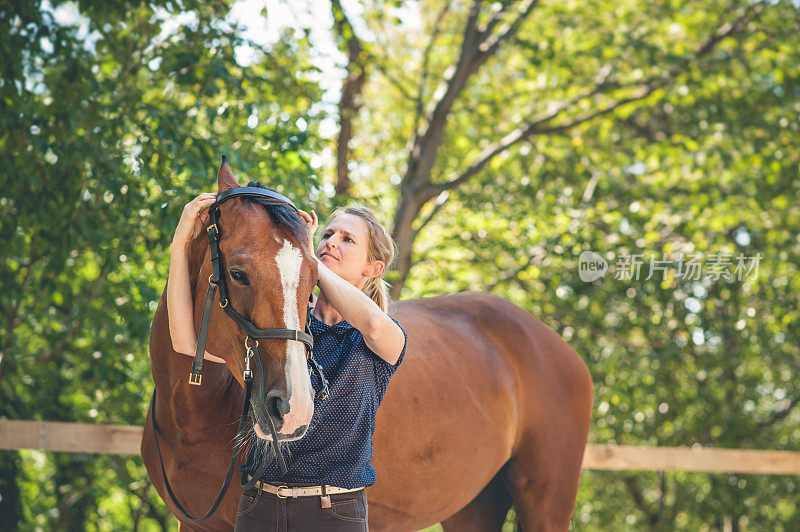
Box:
[320,484,331,508]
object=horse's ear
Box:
[217,154,239,192]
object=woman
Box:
[168,192,407,531]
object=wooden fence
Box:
[1,420,799,475]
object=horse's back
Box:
[392,290,591,393]
[393,290,592,427]
[369,291,593,530]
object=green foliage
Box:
[354,0,800,529]
[1,0,324,528]
[2,0,799,529]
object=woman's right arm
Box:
[167,192,225,363]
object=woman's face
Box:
[317,213,383,289]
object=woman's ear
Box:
[365,260,385,278]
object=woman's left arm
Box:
[315,258,405,366]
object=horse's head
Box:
[189,157,318,442]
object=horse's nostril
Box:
[271,397,289,419]
[266,393,290,422]
[276,397,291,417]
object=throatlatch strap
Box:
[188,277,218,385]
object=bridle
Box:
[149,186,329,522]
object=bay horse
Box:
[141,159,594,531]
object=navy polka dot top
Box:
[240,304,408,489]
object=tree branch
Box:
[413,1,452,137]
[331,0,369,198]
[478,0,510,38]
[412,191,451,241]
[623,475,657,523]
[390,0,764,297]
[406,0,522,190]
[758,394,800,428]
[476,0,539,64]
[432,81,658,196]
[430,0,768,196]
[695,0,768,60]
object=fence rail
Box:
[0,420,142,455]
[2,420,799,475]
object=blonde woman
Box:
[168,195,407,531]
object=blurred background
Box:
[1,0,798,529]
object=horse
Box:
[141,159,594,531]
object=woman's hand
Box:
[172,192,218,248]
[297,208,318,256]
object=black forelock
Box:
[240,180,309,243]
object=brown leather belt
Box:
[259,483,364,499]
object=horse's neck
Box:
[151,299,230,395]
[150,305,241,447]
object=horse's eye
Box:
[230,269,250,285]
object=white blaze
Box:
[274,239,314,436]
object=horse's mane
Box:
[241,180,309,244]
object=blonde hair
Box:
[321,204,396,312]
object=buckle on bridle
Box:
[244,337,258,380]
[243,352,252,380]
[188,372,202,386]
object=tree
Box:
[3,0,799,528]
[0,0,324,528]
[320,0,800,528]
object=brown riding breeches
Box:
[233,482,368,532]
